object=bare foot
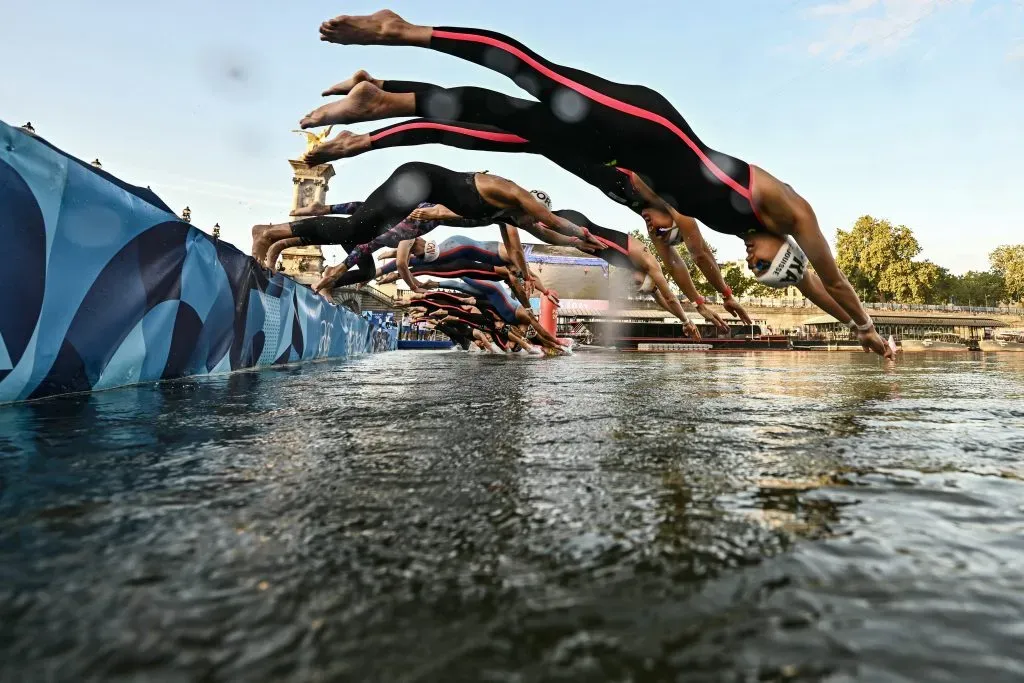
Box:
[301,82,404,128]
[376,272,401,284]
[322,69,380,97]
[251,224,273,264]
[265,237,301,271]
[303,130,372,166]
[318,10,419,46]
[290,202,329,218]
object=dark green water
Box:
[2,351,1023,682]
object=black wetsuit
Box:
[289,161,504,248]
[419,295,504,344]
[399,258,505,282]
[285,215,376,286]
[368,111,647,213]
[364,25,766,236]
[435,320,474,350]
[514,209,635,270]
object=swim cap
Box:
[421,239,439,263]
[754,237,808,288]
[639,274,656,293]
[529,189,552,209]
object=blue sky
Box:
[3,0,1022,273]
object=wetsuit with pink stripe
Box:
[416,295,510,346]
[511,209,635,270]
[368,111,648,214]
[379,235,506,276]
[437,278,520,323]
[402,259,506,282]
[291,161,503,258]
[370,27,765,236]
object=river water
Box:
[2,351,1023,682]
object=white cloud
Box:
[805,0,973,61]
[1008,40,1024,62]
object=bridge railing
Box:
[702,295,1024,316]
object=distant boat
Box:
[979,330,1024,352]
[900,332,976,352]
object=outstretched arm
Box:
[753,170,890,358]
[650,238,729,333]
[498,223,530,285]
[510,189,604,250]
[796,270,853,327]
[395,239,426,293]
[519,220,601,256]
[788,201,891,357]
[673,212,753,325]
[648,269,701,339]
[527,266,558,305]
[650,239,698,304]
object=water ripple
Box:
[1,352,1023,681]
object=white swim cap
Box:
[529,189,552,209]
[754,236,808,288]
[639,274,656,293]
[421,239,439,263]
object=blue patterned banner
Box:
[0,121,395,404]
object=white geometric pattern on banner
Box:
[255,291,282,365]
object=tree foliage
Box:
[626,218,1022,307]
[629,229,786,298]
[835,216,936,303]
[990,245,1024,303]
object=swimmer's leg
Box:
[317,12,712,182]
[264,237,304,271]
[251,223,295,265]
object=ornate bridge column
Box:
[279,159,336,285]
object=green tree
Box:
[630,230,780,298]
[629,229,719,296]
[927,265,957,304]
[835,216,936,303]
[947,270,1007,307]
[990,245,1024,304]
[721,261,757,297]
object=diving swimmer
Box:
[252,161,602,297]
[302,10,893,358]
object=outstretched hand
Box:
[568,236,599,253]
[580,228,606,251]
[696,303,730,335]
[684,319,702,340]
[723,298,753,326]
[859,328,896,360]
[408,275,429,294]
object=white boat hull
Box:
[900,340,971,352]
[979,340,1024,352]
